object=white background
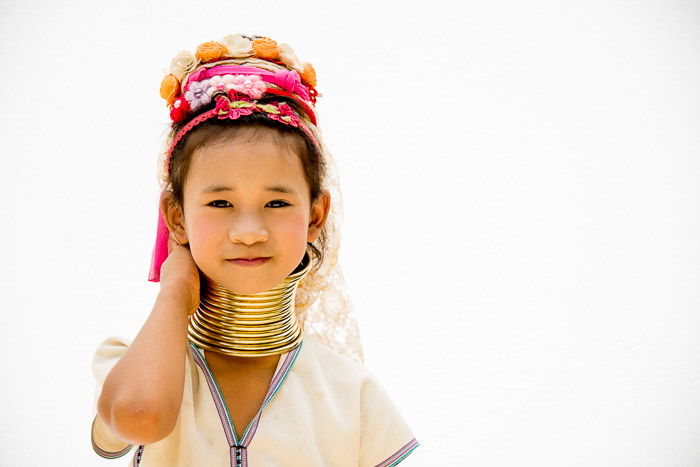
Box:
[1,1,699,466]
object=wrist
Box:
[157,287,198,316]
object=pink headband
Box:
[186,65,312,102]
[165,93,318,175]
[148,64,319,282]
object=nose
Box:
[229,211,269,246]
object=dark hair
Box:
[165,102,328,270]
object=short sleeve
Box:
[90,336,135,459]
[359,371,420,467]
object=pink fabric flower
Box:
[229,74,266,99]
[215,95,255,120]
[268,102,300,127]
[224,106,254,119]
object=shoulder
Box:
[299,334,403,401]
[299,334,420,465]
[92,336,132,383]
[298,333,370,386]
[295,333,406,426]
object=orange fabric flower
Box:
[159,74,180,106]
[196,41,227,62]
[253,37,281,60]
[300,63,317,88]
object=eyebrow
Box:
[201,184,296,195]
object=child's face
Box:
[178,130,328,294]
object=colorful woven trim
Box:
[132,444,144,466]
[90,416,134,459]
[190,340,302,466]
[375,438,420,467]
[164,91,317,175]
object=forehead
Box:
[185,131,307,191]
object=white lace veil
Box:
[294,130,365,365]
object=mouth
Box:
[226,257,271,266]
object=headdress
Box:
[148,34,364,363]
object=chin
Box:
[202,260,300,294]
[225,282,272,295]
[216,274,288,295]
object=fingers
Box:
[168,232,179,255]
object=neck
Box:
[187,251,312,357]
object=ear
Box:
[307,189,331,243]
[161,191,189,245]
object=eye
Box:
[207,200,232,208]
[267,200,290,208]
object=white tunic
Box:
[91,332,419,466]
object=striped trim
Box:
[191,345,237,446]
[190,341,302,466]
[374,438,420,467]
[90,416,133,459]
[240,344,301,446]
[91,440,132,459]
[231,445,248,467]
[230,446,238,467]
[132,444,144,466]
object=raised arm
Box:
[96,240,200,445]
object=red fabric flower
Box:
[215,95,231,114]
[170,97,191,122]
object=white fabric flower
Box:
[278,43,304,72]
[222,34,255,58]
[169,50,199,81]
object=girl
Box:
[90,34,419,466]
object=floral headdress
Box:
[157,34,321,175]
[149,34,364,364]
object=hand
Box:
[159,234,200,315]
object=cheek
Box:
[186,212,222,248]
[275,211,309,244]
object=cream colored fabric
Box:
[91,333,418,466]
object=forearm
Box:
[97,289,190,444]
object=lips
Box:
[230,256,270,260]
[226,257,270,266]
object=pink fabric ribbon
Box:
[148,191,170,282]
[186,65,311,102]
